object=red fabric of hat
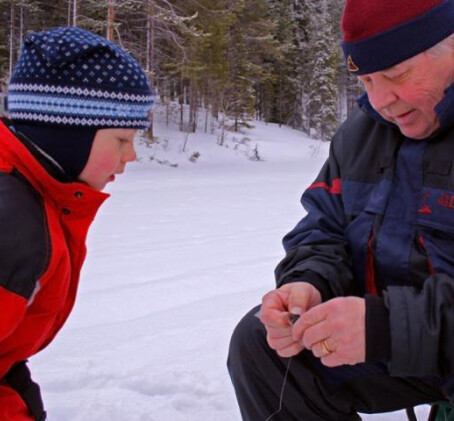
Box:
[341,0,454,74]
[342,0,443,42]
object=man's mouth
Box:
[386,109,414,123]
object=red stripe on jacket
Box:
[308,178,342,194]
[366,232,378,295]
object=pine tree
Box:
[259,0,296,127]
[328,0,363,121]
[289,0,313,133]
[227,0,277,131]
[0,0,44,86]
[308,0,339,140]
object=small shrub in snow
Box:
[149,155,178,168]
[249,144,264,162]
[309,142,322,157]
[189,152,201,163]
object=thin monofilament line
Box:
[264,357,293,421]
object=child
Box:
[0,26,154,420]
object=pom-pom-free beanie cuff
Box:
[8,81,153,129]
[342,0,454,75]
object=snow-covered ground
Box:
[31,109,431,420]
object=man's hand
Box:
[260,282,322,358]
[292,297,366,367]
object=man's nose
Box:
[367,79,398,113]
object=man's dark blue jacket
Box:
[275,100,454,377]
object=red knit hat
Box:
[341,0,454,75]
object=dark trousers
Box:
[227,306,448,421]
[5,361,47,421]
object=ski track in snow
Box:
[31,118,431,420]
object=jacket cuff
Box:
[278,270,334,302]
[365,294,391,363]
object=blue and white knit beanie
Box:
[8,26,153,128]
[6,26,154,180]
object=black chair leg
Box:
[406,407,418,421]
[427,404,439,421]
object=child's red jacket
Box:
[0,119,108,420]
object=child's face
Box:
[78,128,138,190]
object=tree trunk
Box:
[73,0,77,26]
[179,76,184,131]
[204,107,209,133]
[189,80,197,133]
[107,0,115,41]
[145,0,155,139]
[19,5,23,51]
[279,75,283,128]
[9,3,15,78]
[146,0,152,73]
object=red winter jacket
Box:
[0,120,108,420]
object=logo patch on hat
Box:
[347,55,359,72]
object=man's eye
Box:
[388,72,406,82]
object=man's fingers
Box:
[260,290,292,328]
[292,303,328,341]
[262,290,287,311]
[311,338,336,358]
[260,309,292,328]
[300,322,331,349]
[267,326,293,340]
[320,352,340,367]
[300,302,328,326]
[276,341,304,358]
[287,287,310,315]
[267,332,296,351]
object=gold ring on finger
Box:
[321,339,334,356]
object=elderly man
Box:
[228,0,454,420]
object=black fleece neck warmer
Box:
[12,122,98,181]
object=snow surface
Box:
[31,109,431,420]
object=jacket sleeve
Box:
[275,138,358,301]
[0,173,47,342]
[381,274,454,377]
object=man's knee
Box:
[228,305,267,371]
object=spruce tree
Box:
[308,0,339,140]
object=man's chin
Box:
[398,126,436,140]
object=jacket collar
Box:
[434,82,454,133]
[0,119,109,212]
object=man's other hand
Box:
[293,297,366,367]
[260,282,322,358]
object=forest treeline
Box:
[0,0,361,140]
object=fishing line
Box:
[255,310,299,421]
[263,356,293,421]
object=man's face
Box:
[78,128,138,191]
[358,50,454,139]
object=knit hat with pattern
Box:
[341,0,454,75]
[7,26,153,128]
[6,26,153,181]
